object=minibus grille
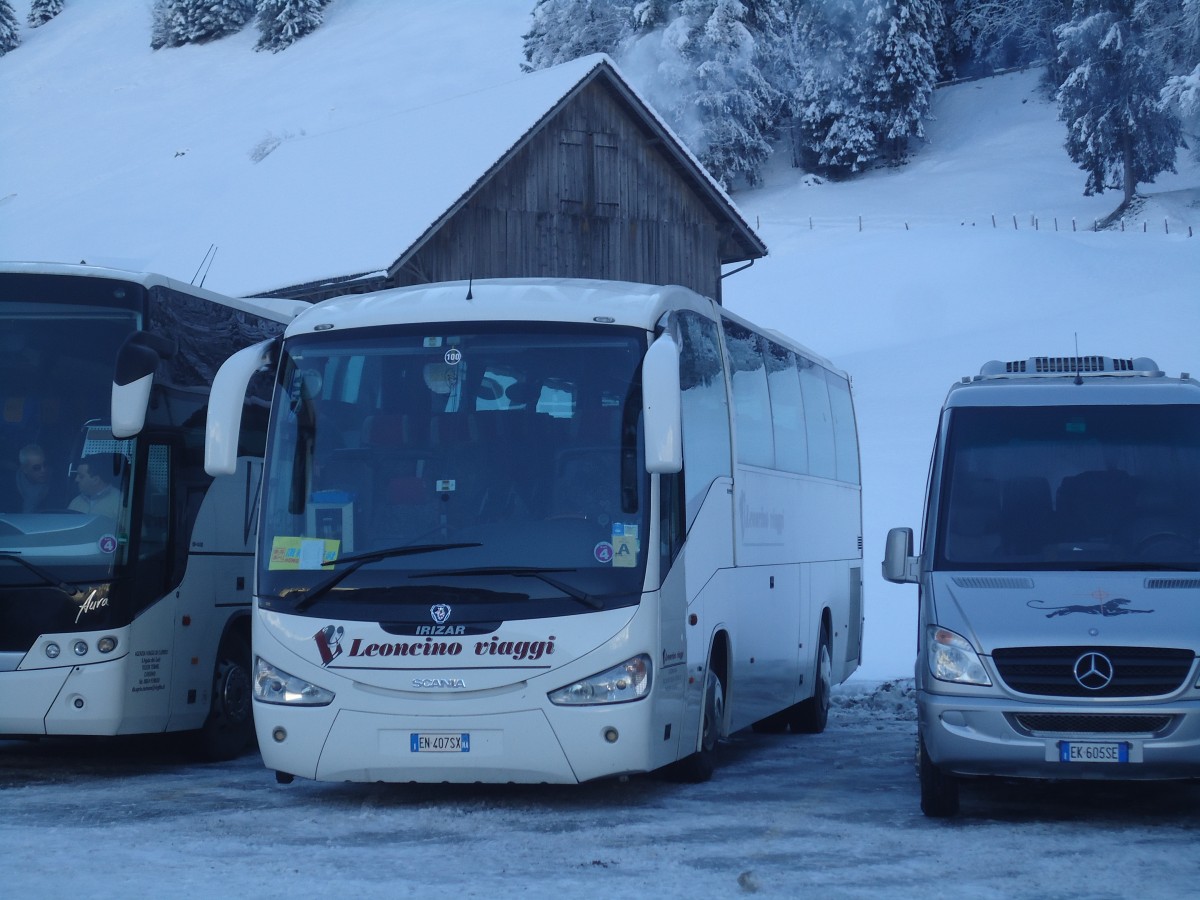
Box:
[991,646,1195,697]
[1011,713,1174,736]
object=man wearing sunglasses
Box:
[15,443,50,513]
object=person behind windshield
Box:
[16,443,50,512]
[69,453,125,519]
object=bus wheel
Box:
[790,625,831,734]
[919,735,960,817]
[199,634,255,762]
[670,666,724,783]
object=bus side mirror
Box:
[205,339,275,476]
[882,527,919,584]
[642,333,682,474]
[111,332,177,439]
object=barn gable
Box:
[266,56,765,304]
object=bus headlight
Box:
[927,626,991,686]
[253,657,335,706]
[548,654,652,706]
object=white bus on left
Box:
[1,262,306,759]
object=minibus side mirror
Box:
[882,526,919,584]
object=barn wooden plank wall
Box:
[394,80,727,300]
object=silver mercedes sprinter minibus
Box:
[883,356,1200,816]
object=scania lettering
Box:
[0,263,306,758]
[207,278,863,783]
[884,356,1200,816]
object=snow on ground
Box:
[4,681,1200,899]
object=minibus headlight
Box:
[927,626,992,686]
[253,657,335,706]
[549,654,652,706]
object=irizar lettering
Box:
[415,624,467,635]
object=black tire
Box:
[198,634,255,762]
[669,667,725,783]
[790,625,832,734]
[919,735,960,817]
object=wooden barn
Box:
[263,55,766,305]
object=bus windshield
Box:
[258,322,650,621]
[0,300,140,584]
[934,404,1200,571]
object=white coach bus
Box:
[2,262,306,759]
[205,278,863,783]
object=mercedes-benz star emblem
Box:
[1073,651,1115,691]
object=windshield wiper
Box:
[0,552,79,598]
[412,566,603,610]
[293,542,481,611]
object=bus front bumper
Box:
[255,698,664,784]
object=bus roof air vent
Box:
[977,356,1161,379]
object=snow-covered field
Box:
[2,4,1199,895]
[4,682,1200,899]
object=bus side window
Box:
[140,444,171,554]
[797,357,836,479]
[129,443,172,613]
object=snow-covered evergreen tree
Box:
[1056,0,1182,205]
[255,0,324,53]
[27,0,64,28]
[787,0,880,176]
[523,0,632,71]
[151,0,254,49]
[654,0,783,188]
[0,0,19,57]
[860,0,945,162]
[1151,0,1200,74]
[1162,0,1199,160]
[631,0,673,31]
